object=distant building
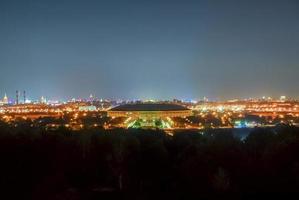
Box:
[40,96,47,104]
[89,94,94,102]
[79,105,97,111]
[0,93,9,105]
[280,96,287,102]
[3,93,8,104]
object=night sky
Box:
[0,0,299,101]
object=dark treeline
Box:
[0,121,299,200]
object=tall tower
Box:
[23,90,26,104]
[16,90,19,105]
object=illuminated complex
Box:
[1,95,299,130]
[107,103,192,129]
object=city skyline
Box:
[1,1,299,198]
[0,90,294,104]
[1,0,299,100]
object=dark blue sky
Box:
[0,0,299,100]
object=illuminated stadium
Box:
[107,103,192,129]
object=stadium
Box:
[107,103,192,129]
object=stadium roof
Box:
[109,103,189,111]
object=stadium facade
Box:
[107,103,192,129]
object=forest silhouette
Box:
[0,120,299,199]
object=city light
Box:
[0,95,298,130]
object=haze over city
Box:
[1,0,299,100]
[2,1,299,199]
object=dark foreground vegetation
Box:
[1,121,299,200]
